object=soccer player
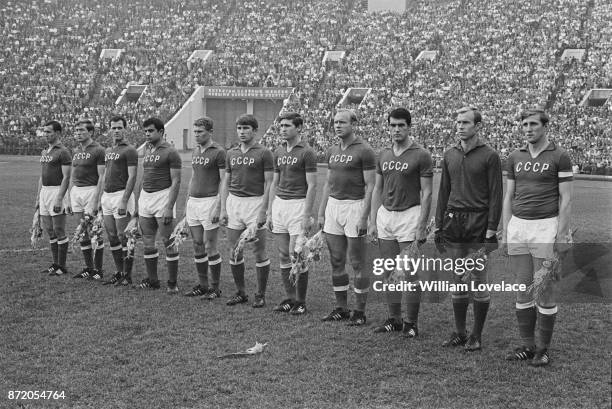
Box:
[368,108,433,336]
[70,118,106,280]
[136,117,182,291]
[182,117,226,299]
[100,116,138,286]
[35,120,71,276]
[502,109,573,367]
[219,114,273,308]
[435,106,502,351]
[267,112,317,315]
[318,109,376,326]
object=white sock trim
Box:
[516,300,536,309]
[333,285,349,292]
[537,305,558,315]
[255,259,271,268]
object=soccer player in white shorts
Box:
[35,120,71,276]
[368,108,433,337]
[220,114,274,308]
[69,118,106,280]
[502,109,573,367]
[100,115,138,286]
[136,117,182,292]
[266,112,317,315]
[182,117,226,300]
[318,109,376,326]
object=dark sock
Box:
[144,249,159,282]
[57,237,69,269]
[256,259,270,296]
[194,253,209,288]
[332,272,349,309]
[110,241,123,272]
[208,254,221,290]
[280,265,295,300]
[405,287,421,324]
[50,238,58,265]
[536,306,557,350]
[80,240,94,269]
[124,247,134,278]
[166,252,179,283]
[452,295,469,335]
[472,300,490,338]
[296,270,308,303]
[230,259,245,294]
[94,241,104,271]
[516,304,537,348]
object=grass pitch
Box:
[1,155,610,409]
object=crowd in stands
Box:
[0,0,610,173]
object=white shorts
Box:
[186,195,219,230]
[507,215,557,259]
[70,186,97,214]
[272,197,305,236]
[138,188,176,219]
[324,197,364,238]
[227,194,263,231]
[101,190,135,219]
[39,186,69,217]
[377,205,421,242]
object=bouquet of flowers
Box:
[71,214,94,250]
[167,217,189,252]
[289,230,325,285]
[90,213,105,251]
[124,217,140,258]
[233,223,259,261]
[527,256,560,300]
[455,247,488,283]
[30,209,43,249]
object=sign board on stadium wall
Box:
[561,49,586,61]
[580,89,612,107]
[187,50,213,65]
[203,87,293,100]
[368,0,409,13]
[322,51,346,64]
[115,83,147,105]
[416,50,438,61]
[99,48,124,61]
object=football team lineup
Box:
[28,108,607,357]
[3,108,610,408]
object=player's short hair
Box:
[455,106,482,125]
[194,117,214,131]
[77,118,94,132]
[335,109,358,123]
[278,112,303,127]
[236,114,258,130]
[44,120,62,132]
[520,109,549,126]
[143,117,165,131]
[109,115,127,128]
[387,108,412,126]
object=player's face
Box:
[388,117,410,144]
[194,125,211,145]
[236,124,256,144]
[522,114,546,145]
[279,119,300,141]
[334,112,353,140]
[455,112,479,140]
[75,124,91,143]
[42,125,58,144]
[144,124,162,145]
[110,120,126,142]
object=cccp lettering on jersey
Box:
[515,161,550,173]
[192,157,210,166]
[381,160,409,172]
[144,154,161,163]
[231,157,255,166]
[329,154,353,164]
[278,156,298,166]
[73,152,92,160]
[40,155,53,163]
[105,152,120,161]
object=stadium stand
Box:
[0,0,610,172]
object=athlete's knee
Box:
[253,247,267,262]
[142,235,156,248]
[53,226,66,238]
[204,240,216,255]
